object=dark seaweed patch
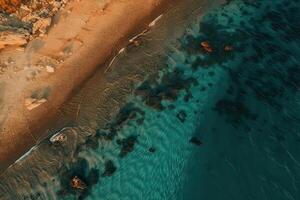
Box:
[184,92,193,102]
[116,135,138,158]
[84,137,99,150]
[180,20,247,70]
[135,69,198,110]
[102,160,117,177]
[200,86,207,92]
[208,71,215,76]
[95,129,113,141]
[97,103,145,140]
[189,137,202,146]
[57,158,100,200]
[168,104,176,110]
[177,110,187,123]
[148,147,156,153]
[112,103,145,129]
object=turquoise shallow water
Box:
[81,0,300,199]
[1,0,300,199]
[102,1,300,199]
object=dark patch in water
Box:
[181,20,246,70]
[136,118,145,125]
[189,137,202,146]
[95,129,113,141]
[168,104,176,110]
[116,135,138,158]
[102,160,117,177]
[135,69,198,110]
[208,71,215,76]
[96,103,145,140]
[148,147,156,153]
[184,92,193,102]
[84,137,99,150]
[57,158,100,200]
[177,110,187,123]
[200,86,207,92]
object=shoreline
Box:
[0,0,221,197]
[0,0,174,172]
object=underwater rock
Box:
[70,176,87,191]
[176,110,187,123]
[95,129,114,141]
[102,160,117,177]
[95,103,145,142]
[58,158,100,199]
[50,132,67,144]
[117,135,138,157]
[208,71,215,76]
[168,104,176,110]
[114,103,140,127]
[200,86,207,91]
[148,147,156,153]
[224,45,234,51]
[84,137,99,150]
[184,92,193,102]
[201,41,213,53]
[136,117,145,125]
[189,137,202,146]
[136,69,198,110]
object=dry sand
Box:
[0,0,173,172]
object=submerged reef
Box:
[135,69,198,111]
[58,158,100,200]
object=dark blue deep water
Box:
[1,0,299,199]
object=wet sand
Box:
[0,0,174,172]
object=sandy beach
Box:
[0,0,173,172]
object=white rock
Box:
[46,65,55,73]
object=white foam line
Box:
[106,13,164,73]
[8,127,72,169]
[129,29,149,43]
[118,47,125,54]
[148,14,163,27]
[105,55,117,73]
[49,127,71,141]
[105,47,127,73]
[13,145,38,165]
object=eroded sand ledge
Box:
[0,0,173,172]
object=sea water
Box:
[100,0,300,199]
[1,0,300,199]
[82,0,300,199]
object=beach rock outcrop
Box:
[0,0,69,50]
[0,0,22,13]
[201,41,213,53]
